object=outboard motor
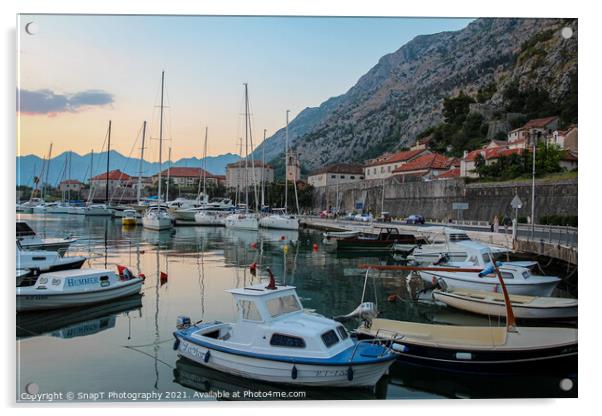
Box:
[334,302,378,328]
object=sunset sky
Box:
[17,15,473,161]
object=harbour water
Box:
[16,214,577,401]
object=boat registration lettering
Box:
[66,276,100,287]
[179,341,206,359]
[314,369,347,377]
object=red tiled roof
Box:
[91,170,132,181]
[523,116,558,129]
[436,168,461,179]
[156,167,216,178]
[365,149,428,167]
[463,147,525,162]
[393,153,452,173]
[310,163,364,176]
[561,150,578,161]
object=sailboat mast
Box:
[284,110,289,213]
[158,70,165,207]
[42,143,53,201]
[261,129,266,209]
[67,151,72,203]
[88,149,94,204]
[244,83,249,213]
[203,126,208,198]
[137,121,147,205]
[106,121,111,203]
[166,147,172,202]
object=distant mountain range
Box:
[16,150,240,186]
[253,18,577,171]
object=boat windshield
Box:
[266,294,301,318]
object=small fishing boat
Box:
[173,270,396,387]
[354,263,577,374]
[194,210,227,226]
[17,242,86,275]
[322,230,361,241]
[432,288,578,320]
[17,221,76,253]
[17,266,144,312]
[416,242,559,296]
[334,227,426,252]
[121,209,138,226]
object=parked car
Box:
[320,210,334,219]
[356,213,373,222]
[343,212,357,221]
[405,214,425,225]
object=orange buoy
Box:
[312,243,318,251]
[387,294,398,302]
[160,271,168,285]
[250,242,257,249]
[280,235,286,240]
[138,273,146,281]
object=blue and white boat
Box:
[173,271,396,387]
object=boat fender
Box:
[391,343,408,353]
[204,350,211,363]
[172,338,180,351]
[291,365,298,380]
[347,366,354,381]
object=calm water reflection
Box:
[16,213,577,401]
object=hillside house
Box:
[363,149,430,180]
[308,164,364,188]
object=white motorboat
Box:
[432,289,578,320]
[173,207,202,222]
[65,205,86,215]
[17,221,76,253]
[194,210,227,226]
[173,271,396,387]
[259,209,300,230]
[416,242,560,296]
[404,227,509,263]
[17,266,144,312]
[84,204,114,216]
[142,206,174,231]
[16,242,86,275]
[225,212,259,230]
[17,198,44,213]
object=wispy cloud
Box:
[17,88,114,116]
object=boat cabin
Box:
[188,283,355,359]
[22,269,127,292]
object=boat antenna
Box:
[158,70,165,208]
[489,249,517,332]
[137,121,147,205]
[265,267,277,290]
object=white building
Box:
[307,164,364,188]
[286,151,301,182]
[226,160,274,189]
[363,149,430,180]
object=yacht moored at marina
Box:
[173,270,396,387]
[121,209,138,226]
[194,210,227,226]
[259,209,300,230]
[16,242,86,276]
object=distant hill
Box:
[16,150,240,186]
[253,18,577,171]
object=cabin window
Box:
[321,330,339,347]
[350,176,355,179]
[270,333,306,348]
[501,272,514,280]
[238,300,262,321]
[331,175,336,179]
[336,326,349,340]
[522,271,530,279]
[266,295,301,318]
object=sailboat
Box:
[225,83,259,231]
[85,122,115,217]
[142,71,174,231]
[259,110,300,231]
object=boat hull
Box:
[225,214,259,230]
[259,216,299,230]
[18,239,75,253]
[433,290,578,320]
[419,271,559,297]
[175,337,392,387]
[17,257,86,274]
[121,218,137,226]
[85,207,114,216]
[17,278,143,312]
[142,217,173,231]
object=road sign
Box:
[452,202,469,210]
[511,195,523,209]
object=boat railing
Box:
[348,334,397,362]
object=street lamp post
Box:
[531,133,538,238]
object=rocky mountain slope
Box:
[253,18,577,172]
